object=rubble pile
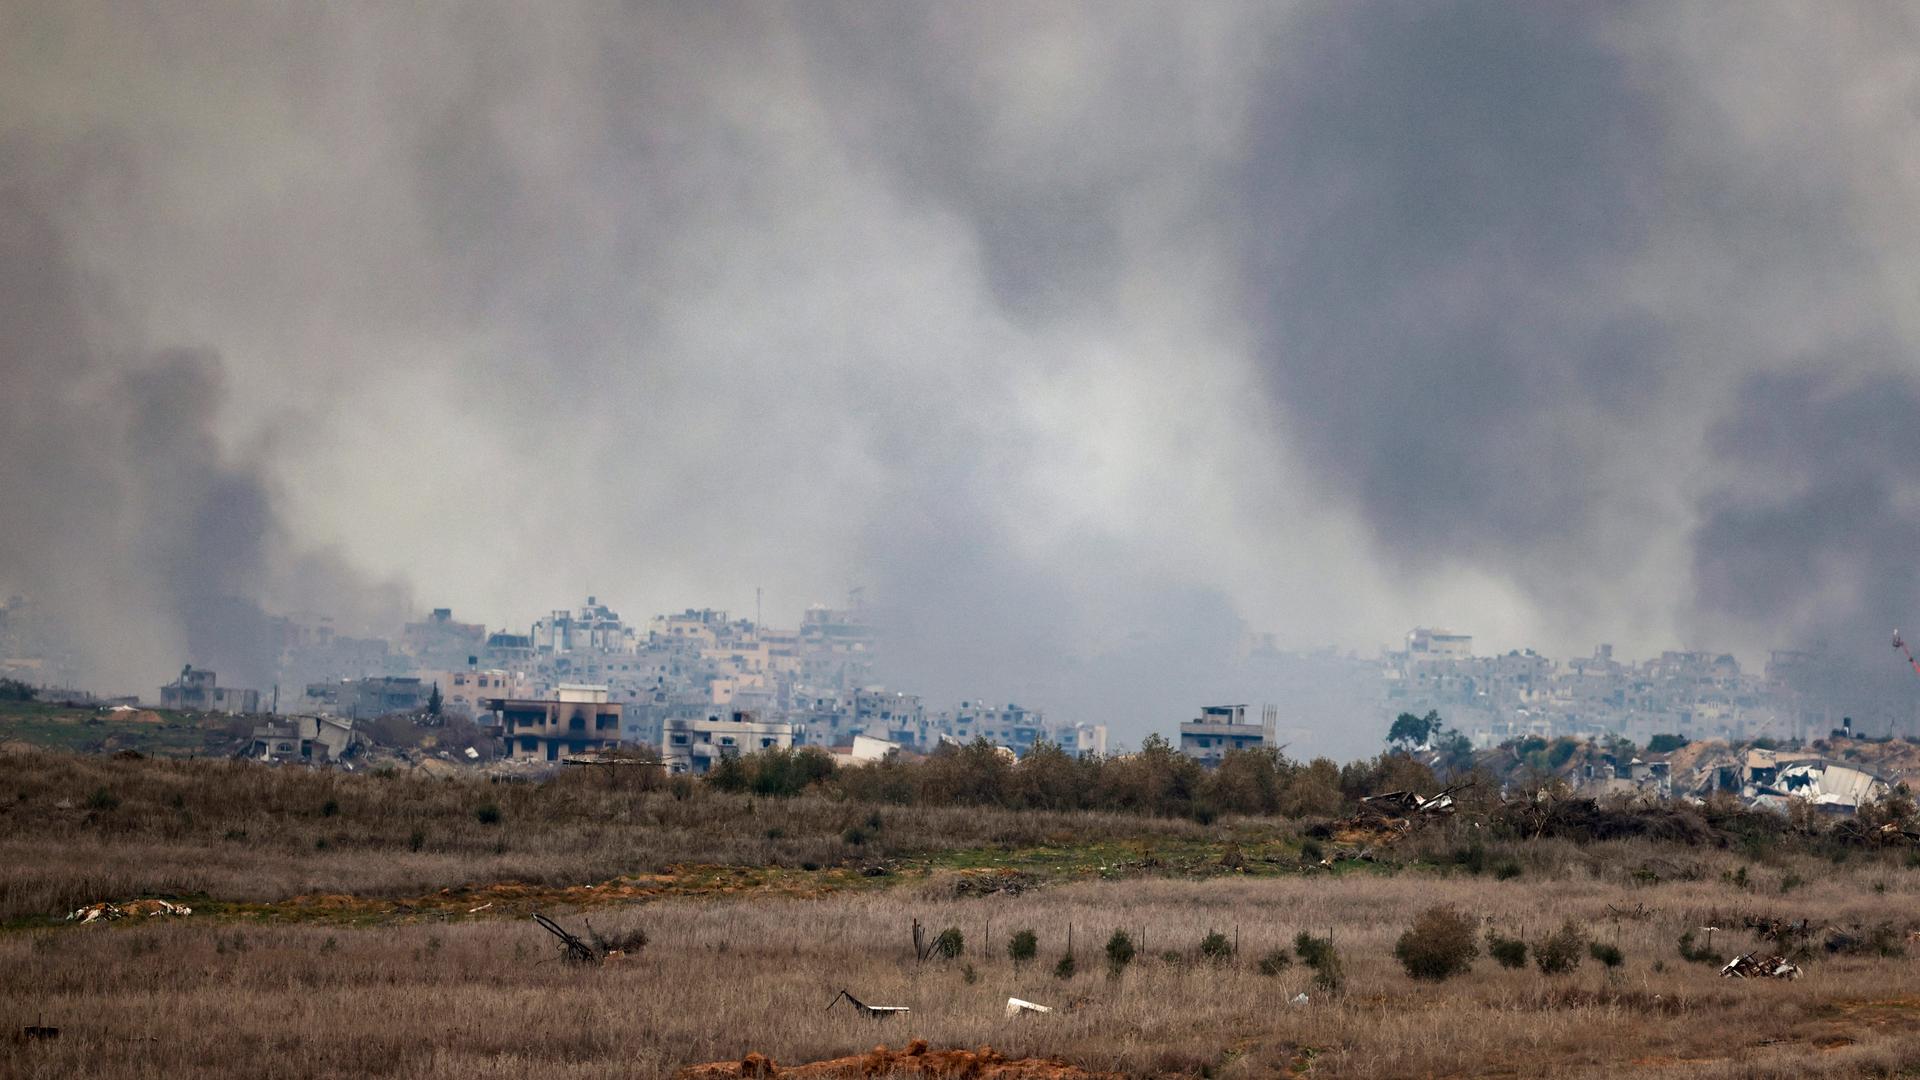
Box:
[68,899,192,923]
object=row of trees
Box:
[706,734,1452,821]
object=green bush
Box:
[1486,929,1528,969]
[932,926,964,960]
[1533,921,1586,975]
[1008,929,1037,964]
[1105,929,1136,974]
[1054,952,1076,979]
[1493,860,1523,881]
[1199,930,1234,962]
[1256,948,1292,977]
[1393,905,1479,981]
[1452,842,1488,875]
[85,787,119,812]
[1295,932,1343,993]
[474,802,502,825]
[1588,941,1624,969]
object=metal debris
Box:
[1005,997,1053,1018]
[1360,782,1469,817]
[1289,993,1310,1006]
[532,912,601,965]
[825,989,909,1018]
[1720,952,1801,980]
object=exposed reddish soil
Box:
[676,1040,1123,1079]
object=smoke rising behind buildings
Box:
[4,3,1920,742]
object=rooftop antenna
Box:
[756,586,762,629]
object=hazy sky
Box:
[5,3,1920,739]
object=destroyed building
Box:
[662,710,795,774]
[159,666,260,714]
[303,675,430,718]
[485,683,624,762]
[248,714,361,764]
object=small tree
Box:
[426,682,443,718]
[1199,930,1234,963]
[1054,952,1076,980]
[933,926,964,960]
[1105,929,1136,975]
[1533,920,1586,975]
[1394,905,1479,981]
[1387,710,1443,749]
[1295,932,1344,993]
[0,677,37,702]
[1008,929,1038,965]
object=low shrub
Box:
[1295,931,1343,993]
[1533,920,1586,975]
[1256,948,1292,977]
[1486,929,1528,969]
[1394,905,1479,981]
[1105,929,1136,974]
[1588,941,1624,969]
[1199,930,1233,962]
[1008,929,1037,965]
[932,926,964,960]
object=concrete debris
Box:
[1005,997,1054,1018]
[1720,952,1801,980]
[68,899,192,923]
[826,989,909,1018]
[1290,993,1310,1006]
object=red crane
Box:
[1895,630,1920,678]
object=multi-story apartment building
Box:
[485,683,624,762]
[1177,704,1275,767]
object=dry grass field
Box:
[7,746,1920,1077]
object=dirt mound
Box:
[677,1040,1121,1079]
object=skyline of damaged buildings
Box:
[7,588,1920,786]
[1386,627,1920,750]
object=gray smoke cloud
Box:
[0,144,410,691]
[4,3,1919,746]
